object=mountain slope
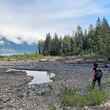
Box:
[0,36,38,55]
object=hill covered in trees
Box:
[38,17,110,59]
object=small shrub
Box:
[61,88,108,107]
[86,89,108,106]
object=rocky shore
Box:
[0,58,110,110]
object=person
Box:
[92,63,103,89]
[104,64,108,68]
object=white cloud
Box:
[0,24,45,44]
[0,40,4,45]
[0,0,109,44]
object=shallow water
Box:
[24,70,55,84]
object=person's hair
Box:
[93,62,98,68]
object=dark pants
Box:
[92,77,101,89]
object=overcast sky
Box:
[0,0,110,44]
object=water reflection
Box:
[24,70,55,84]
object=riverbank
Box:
[0,58,110,110]
[0,55,109,63]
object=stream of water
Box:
[24,70,55,84]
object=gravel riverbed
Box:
[0,60,110,110]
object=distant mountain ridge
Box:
[0,36,38,56]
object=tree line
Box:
[38,17,110,58]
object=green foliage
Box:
[38,17,110,58]
[86,89,108,106]
[48,105,56,110]
[43,33,52,55]
[61,88,108,107]
[62,35,72,55]
[38,40,44,54]
[0,53,44,61]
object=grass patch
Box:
[0,53,44,61]
[48,105,56,110]
[61,88,108,107]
